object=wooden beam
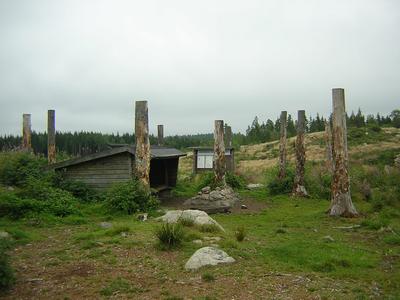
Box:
[214,120,226,186]
[225,125,233,148]
[293,110,308,197]
[47,110,56,164]
[329,88,358,217]
[22,113,32,151]
[135,101,150,187]
[278,111,287,179]
[157,124,164,146]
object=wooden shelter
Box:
[50,145,185,191]
[191,147,235,174]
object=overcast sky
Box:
[0,0,399,136]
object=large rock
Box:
[184,186,240,213]
[156,210,224,231]
[185,247,235,270]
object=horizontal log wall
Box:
[61,152,132,190]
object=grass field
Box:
[1,189,399,299]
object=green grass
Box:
[100,277,143,296]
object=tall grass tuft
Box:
[155,223,184,250]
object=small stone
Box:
[0,231,10,239]
[198,192,202,195]
[99,222,113,229]
[121,232,128,238]
[241,205,248,209]
[193,239,203,245]
[246,183,264,190]
[322,235,335,243]
[7,186,14,191]
[201,186,211,194]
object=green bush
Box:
[267,167,295,195]
[56,178,97,202]
[0,239,15,292]
[225,172,246,189]
[155,223,184,250]
[0,152,46,186]
[234,226,246,242]
[105,179,159,214]
[196,172,215,190]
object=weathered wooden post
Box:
[225,125,233,148]
[47,110,56,164]
[214,120,226,186]
[135,101,150,188]
[293,110,308,197]
[329,88,358,217]
[324,119,333,172]
[157,125,164,146]
[22,113,32,151]
[278,111,287,179]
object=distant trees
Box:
[0,109,398,157]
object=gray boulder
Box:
[246,183,264,190]
[0,231,10,239]
[185,247,235,270]
[99,222,113,229]
[156,210,225,232]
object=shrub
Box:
[201,273,215,282]
[383,234,400,246]
[0,244,15,292]
[155,223,184,250]
[225,172,246,189]
[234,226,246,242]
[199,223,220,233]
[0,152,46,186]
[57,178,97,202]
[105,179,159,214]
[196,172,215,190]
[179,217,195,227]
[265,165,295,195]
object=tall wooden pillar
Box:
[135,101,150,187]
[278,111,287,179]
[324,119,333,172]
[225,125,233,148]
[157,125,164,146]
[329,88,358,217]
[214,120,226,187]
[22,114,32,151]
[293,110,308,197]
[47,110,56,164]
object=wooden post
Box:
[47,110,56,164]
[135,101,150,188]
[329,88,358,217]
[214,120,226,186]
[157,125,164,146]
[324,119,333,172]
[278,111,287,179]
[293,110,308,197]
[22,113,32,151]
[225,125,233,148]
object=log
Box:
[278,111,287,179]
[225,125,233,148]
[157,125,164,146]
[293,110,308,197]
[47,110,56,164]
[135,101,150,187]
[22,114,32,151]
[214,120,226,186]
[329,88,358,217]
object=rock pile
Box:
[183,186,240,213]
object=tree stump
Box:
[214,120,226,187]
[225,125,233,148]
[329,88,358,217]
[278,111,287,179]
[293,110,308,197]
[22,114,32,151]
[47,110,56,164]
[135,101,150,188]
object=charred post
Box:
[329,88,358,217]
[135,101,150,188]
[157,125,164,146]
[225,125,233,148]
[47,110,56,164]
[293,110,308,197]
[324,119,333,172]
[278,111,287,179]
[214,120,226,187]
[22,113,32,151]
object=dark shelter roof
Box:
[49,145,186,170]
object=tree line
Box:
[0,109,399,156]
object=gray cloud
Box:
[1,0,399,135]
